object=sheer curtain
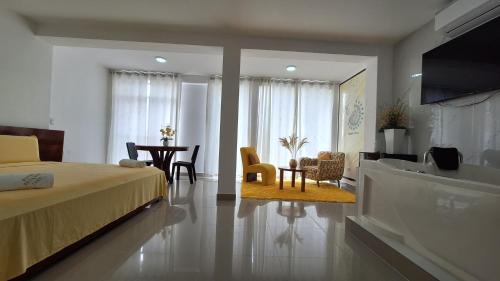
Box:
[204,77,222,176]
[236,78,259,175]
[256,79,297,167]
[107,72,180,164]
[237,78,337,175]
[202,76,337,177]
[207,77,261,176]
[296,82,336,158]
[146,74,181,147]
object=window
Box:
[107,72,180,164]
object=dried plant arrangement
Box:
[279,134,308,160]
[379,99,408,132]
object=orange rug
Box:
[241,180,356,203]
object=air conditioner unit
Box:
[435,0,500,38]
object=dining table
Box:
[135,145,189,183]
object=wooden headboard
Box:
[0,126,65,162]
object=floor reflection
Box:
[32,179,406,281]
[275,202,306,249]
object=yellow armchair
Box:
[240,147,276,186]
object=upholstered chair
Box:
[299,152,345,187]
[240,147,276,186]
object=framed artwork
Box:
[338,70,366,180]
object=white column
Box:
[217,46,241,199]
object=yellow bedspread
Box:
[0,162,167,281]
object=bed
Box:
[0,126,167,281]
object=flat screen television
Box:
[421,16,500,104]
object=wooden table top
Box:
[278,166,306,172]
[135,145,189,151]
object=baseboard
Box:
[176,172,203,176]
[342,176,356,181]
[177,172,214,177]
[216,193,236,201]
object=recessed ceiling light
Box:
[286,65,297,72]
[155,56,167,63]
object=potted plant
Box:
[279,134,308,168]
[379,99,408,154]
[160,125,176,146]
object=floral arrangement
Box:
[379,99,408,132]
[160,125,176,141]
[278,134,308,160]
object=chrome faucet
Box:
[423,150,431,164]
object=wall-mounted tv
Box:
[421,16,500,104]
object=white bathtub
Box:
[356,159,500,281]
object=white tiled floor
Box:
[31,179,407,281]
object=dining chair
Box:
[173,145,200,184]
[126,142,153,166]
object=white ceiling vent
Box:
[435,0,500,38]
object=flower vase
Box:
[384,129,406,154]
[162,139,170,147]
[289,159,298,169]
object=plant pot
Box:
[384,129,406,154]
[162,140,170,147]
[289,159,298,169]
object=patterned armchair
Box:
[299,152,345,187]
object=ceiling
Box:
[3,0,450,43]
[241,49,370,81]
[51,43,223,76]
[48,39,369,81]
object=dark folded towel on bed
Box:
[429,147,460,170]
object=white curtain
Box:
[146,74,181,147]
[107,72,180,164]
[204,77,222,176]
[236,78,260,175]
[202,77,337,177]
[256,80,298,167]
[237,78,338,175]
[297,82,336,158]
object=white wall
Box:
[49,46,109,163]
[0,8,52,129]
[177,78,208,173]
[393,20,500,167]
